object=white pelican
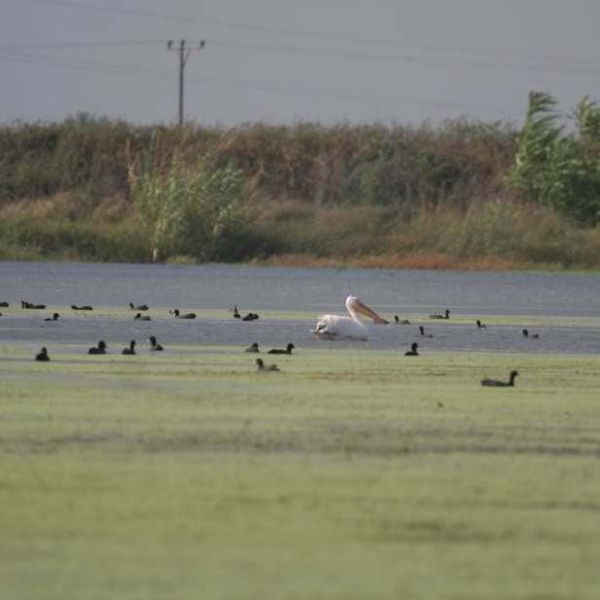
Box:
[313,295,388,341]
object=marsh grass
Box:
[1,344,600,599]
[4,116,600,269]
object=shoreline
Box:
[247,253,598,274]
[2,252,598,274]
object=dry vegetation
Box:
[1,114,600,269]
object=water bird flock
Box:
[11,296,530,386]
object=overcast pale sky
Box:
[2,0,600,126]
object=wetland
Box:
[1,261,600,600]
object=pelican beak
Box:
[354,299,388,324]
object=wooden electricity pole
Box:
[167,39,205,126]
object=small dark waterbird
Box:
[122,340,136,355]
[405,342,419,356]
[134,312,151,321]
[394,315,410,324]
[245,342,260,353]
[242,312,260,321]
[430,309,450,320]
[476,320,487,329]
[149,335,164,351]
[22,300,46,310]
[170,308,196,319]
[418,325,433,338]
[88,340,107,355]
[234,305,259,321]
[45,312,60,321]
[130,302,149,311]
[481,370,519,387]
[256,358,280,372]
[268,343,294,355]
[0,301,9,307]
[522,328,539,339]
[71,304,93,311]
[35,347,50,361]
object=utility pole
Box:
[167,39,205,126]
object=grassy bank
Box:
[2,116,600,269]
[2,192,600,270]
[1,344,600,599]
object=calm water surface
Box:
[1,261,599,354]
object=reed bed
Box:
[2,116,600,269]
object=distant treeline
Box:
[1,104,599,269]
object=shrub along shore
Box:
[1,100,600,270]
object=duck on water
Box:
[35,347,50,361]
[268,343,294,355]
[130,302,149,311]
[122,340,136,355]
[88,340,107,355]
[149,335,164,351]
[256,358,280,372]
[170,309,196,319]
[405,342,419,356]
[481,370,519,387]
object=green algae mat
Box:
[1,344,600,600]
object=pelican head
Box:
[345,295,388,324]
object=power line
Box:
[3,36,600,76]
[24,0,600,69]
[0,39,164,50]
[207,39,600,75]
[0,50,517,116]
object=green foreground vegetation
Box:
[3,91,600,269]
[1,343,600,599]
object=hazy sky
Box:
[2,0,600,126]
